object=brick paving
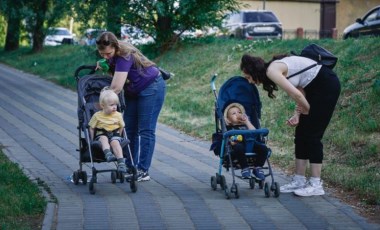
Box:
[0,63,379,230]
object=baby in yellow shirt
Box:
[88,87,126,172]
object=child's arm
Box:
[241,114,256,130]
[118,113,125,137]
[89,127,95,141]
[118,127,124,137]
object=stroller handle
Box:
[210,74,218,91]
[223,128,269,139]
[74,65,97,81]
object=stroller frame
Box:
[72,65,138,194]
[210,75,280,199]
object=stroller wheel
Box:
[272,182,280,198]
[231,183,240,199]
[249,178,255,189]
[224,186,231,199]
[264,182,270,198]
[81,171,87,185]
[111,171,117,184]
[89,181,96,194]
[73,171,80,185]
[119,172,125,183]
[220,175,227,190]
[130,179,137,193]
[258,180,264,189]
[211,176,217,190]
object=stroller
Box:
[209,75,280,199]
[72,65,137,194]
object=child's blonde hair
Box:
[99,87,120,106]
[224,103,246,125]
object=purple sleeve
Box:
[114,56,133,72]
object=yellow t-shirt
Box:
[88,111,125,132]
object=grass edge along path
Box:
[0,147,47,230]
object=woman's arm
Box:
[110,71,128,94]
[266,62,310,114]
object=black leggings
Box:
[295,66,340,163]
[231,142,268,168]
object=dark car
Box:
[343,5,380,39]
[223,10,282,40]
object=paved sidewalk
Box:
[0,63,379,230]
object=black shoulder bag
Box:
[287,43,338,79]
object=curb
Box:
[42,202,57,230]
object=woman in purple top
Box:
[96,32,166,182]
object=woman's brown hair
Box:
[240,54,287,99]
[96,31,155,70]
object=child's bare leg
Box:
[98,136,116,162]
[110,140,126,172]
[98,136,110,151]
[110,140,123,159]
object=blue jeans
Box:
[124,75,166,172]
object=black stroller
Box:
[210,75,280,199]
[72,65,137,194]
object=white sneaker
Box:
[137,170,150,182]
[280,177,306,193]
[294,181,325,197]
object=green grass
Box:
[0,148,46,229]
[0,37,379,211]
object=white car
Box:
[121,25,154,45]
[44,27,76,46]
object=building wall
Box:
[240,0,380,39]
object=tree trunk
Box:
[4,6,22,51]
[106,0,122,38]
[156,15,178,52]
[31,0,48,53]
[4,17,21,51]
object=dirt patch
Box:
[325,183,380,225]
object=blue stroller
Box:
[210,75,280,199]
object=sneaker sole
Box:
[138,176,150,182]
[294,191,325,196]
[280,188,303,193]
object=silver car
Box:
[223,10,283,40]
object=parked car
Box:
[343,5,380,39]
[223,10,282,40]
[44,27,76,46]
[121,25,154,45]
[79,28,106,45]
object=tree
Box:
[74,0,127,38]
[0,0,75,52]
[24,0,74,52]
[0,0,24,51]
[74,0,241,51]
[123,0,241,49]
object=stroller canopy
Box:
[218,76,262,129]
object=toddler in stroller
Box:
[88,87,127,172]
[223,102,268,180]
[210,75,280,198]
[72,65,137,194]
